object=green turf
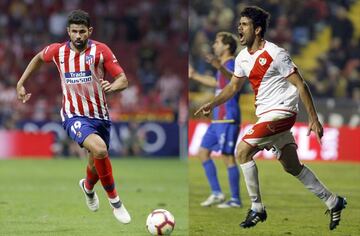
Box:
[189,158,360,236]
[0,158,188,236]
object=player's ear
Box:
[66,27,70,36]
[88,27,93,36]
[255,26,262,36]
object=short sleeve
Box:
[233,54,246,78]
[101,44,124,78]
[42,43,61,62]
[273,50,297,78]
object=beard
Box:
[73,39,87,50]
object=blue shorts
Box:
[200,123,240,155]
[62,116,111,149]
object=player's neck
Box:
[69,42,87,53]
[247,38,265,54]
[220,53,233,64]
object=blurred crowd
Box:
[0,0,188,129]
[190,0,360,103]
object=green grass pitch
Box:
[189,158,360,236]
[0,158,188,236]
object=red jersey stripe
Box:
[248,51,273,97]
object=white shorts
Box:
[242,110,297,156]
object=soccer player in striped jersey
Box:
[195,6,346,230]
[16,10,131,224]
[189,32,242,208]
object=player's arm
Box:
[101,44,128,93]
[16,51,45,103]
[189,64,217,87]
[287,72,323,143]
[100,72,128,93]
[194,75,245,116]
[205,54,233,80]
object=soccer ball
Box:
[146,209,175,235]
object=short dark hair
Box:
[240,6,270,38]
[67,9,90,28]
[216,32,238,55]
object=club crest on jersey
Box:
[85,55,94,65]
[259,57,267,66]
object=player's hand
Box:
[194,102,212,117]
[16,85,32,103]
[100,79,112,93]
[205,53,221,70]
[307,119,323,144]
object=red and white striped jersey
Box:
[234,41,299,117]
[42,40,123,121]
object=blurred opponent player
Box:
[195,6,346,230]
[189,32,242,208]
[16,10,131,224]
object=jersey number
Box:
[71,121,82,135]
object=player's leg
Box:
[198,124,225,206]
[79,151,100,211]
[216,154,242,208]
[198,147,225,206]
[84,152,99,191]
[83,134,117,198]
[236,141,267,228]
[218,123,242,208]
[83,133,131,224]
[278,143,346,230]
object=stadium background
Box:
[0,1,189,236]
[189,0,360,235]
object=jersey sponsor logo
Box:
[85,55,94,65]
[259,57,267,66]
[64,70,92,84]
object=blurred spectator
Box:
[120,122,144,156]
[157,68,184,110]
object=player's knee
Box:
[236,149,249,164]
[92,145,108,158]
[197,149,210,162]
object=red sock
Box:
[94,156,118,199]
[85,165,99,191]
